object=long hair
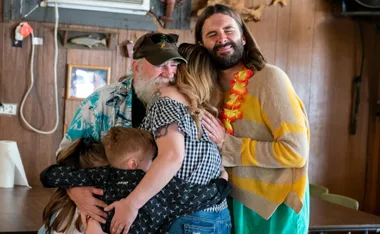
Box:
[42,138,108,234]
[195,4,267,71]
[176,43,222,138]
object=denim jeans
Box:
[168,208,231,234]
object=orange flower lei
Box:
[221,67,254,135]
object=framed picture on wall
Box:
[66,64,111,100]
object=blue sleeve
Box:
[56,92,104,155]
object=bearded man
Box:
[56,32,186,225]
[197,4,310,234]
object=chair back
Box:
[310,183,329,197]
[320,193,359,210]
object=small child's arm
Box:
[86,218,107,234]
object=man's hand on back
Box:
[66,186,108,226]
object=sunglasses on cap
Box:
[133,32,186,65]
[149,33,179,45]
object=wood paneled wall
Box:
[364,30,380,214]
[1,0,380,212]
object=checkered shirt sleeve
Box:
[140,98,228,212]
[141,98,221,185]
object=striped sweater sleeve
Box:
[221,66,310,168]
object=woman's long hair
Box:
[195,4,267,71]
[176,43,223,137]
[42,138,108,234]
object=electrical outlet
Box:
[0,103,17,115]
[32,37,43,45]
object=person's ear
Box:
[127,158,138,170]
[242,35,246,46]
[132,60,139,74]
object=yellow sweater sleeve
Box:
[221,66,310,168]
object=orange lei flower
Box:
[221,67,254,135]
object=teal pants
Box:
[228,185,310,234]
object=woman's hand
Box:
[104,197,139,234]
[66,187,107,226]
[202,112,226,149]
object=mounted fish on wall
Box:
[58,28,118,50]
[70,35,107,49]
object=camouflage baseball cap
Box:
[133,32,187,66]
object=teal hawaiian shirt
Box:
[57,76,133,154]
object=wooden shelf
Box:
[58,27,118,50]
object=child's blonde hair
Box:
[102,127,157,166]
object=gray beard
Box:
[134,75,173,104]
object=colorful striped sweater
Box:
[220,64,310,220]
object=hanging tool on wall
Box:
[350,22,364,135]
[350,76,362,135]
[12,2,40,48]
[12,22,33,47]
[21,3,40,20]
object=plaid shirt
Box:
[140,98,228,211]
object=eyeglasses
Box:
[149,33,179,45]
